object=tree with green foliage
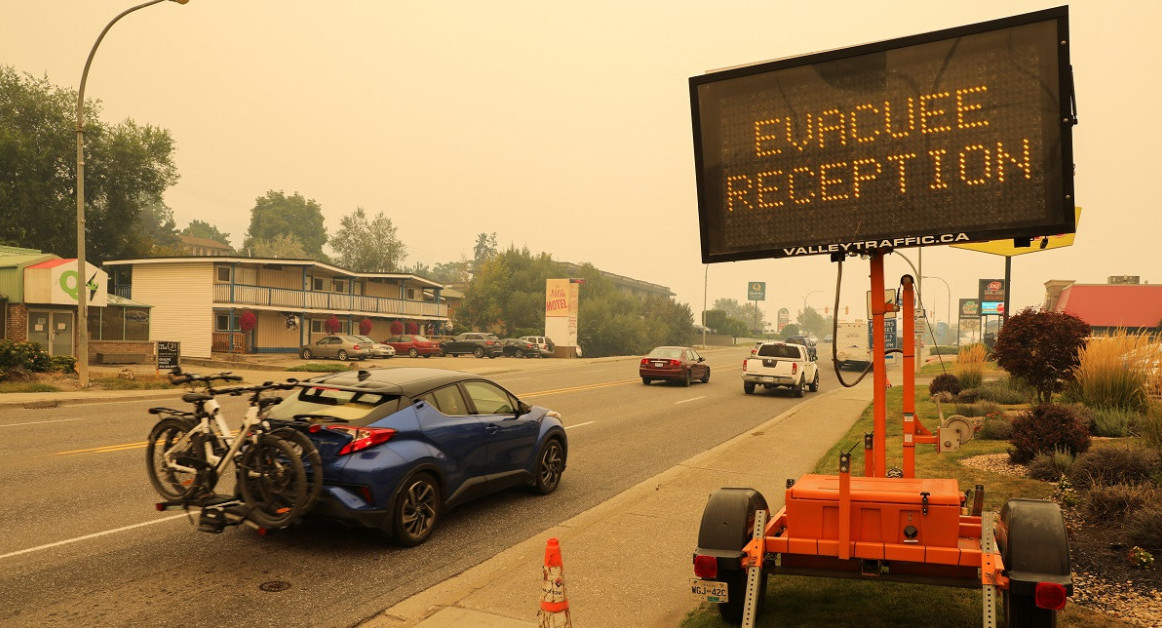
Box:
[714,298,765,331]
[780,323,802,338]
[243,190,327,259]
[248,234,309,259]
[329,207,406,272]
[182,219,232,248]
[0,66,178,261]
[642,295,696,348]
[796,306,832,339]
[992,307,1091,403]
[473,232,498,270]
[703,309,727,333]
[456,246,562,337]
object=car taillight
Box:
[1035,582,1067,610]
[792,363,798,375]
[640,358,649,365]
[670,359,681,367]
[327,426,396,455]
[352,343,362,350]
[693,554,717,579]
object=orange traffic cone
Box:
[538,537,572,628]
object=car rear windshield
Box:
[267,385,402,424]
[757,344,800,358]
[648,348,683,359]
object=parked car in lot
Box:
[441,332,504,358]
[500,337,542,358]
[266,367,567,545]
[384,334,442,358]
[640,346,710,386]
[299,335,373,361]
[520,335,555,356]
[354,335,396,358]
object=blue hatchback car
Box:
[265,367,567,545]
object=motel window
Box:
[215,313,240,332]
[333,279,347,293]
[216,265,232,283]
[312,277,325,291]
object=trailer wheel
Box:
[997,499,1072,628]
[696,488,769,625]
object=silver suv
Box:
[520,336,555,356]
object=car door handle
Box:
[486,425,499,434]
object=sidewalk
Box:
[361,369,900,628]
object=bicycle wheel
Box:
[146,418,203,501]
[270,427,324,513]
[237,434,308,528]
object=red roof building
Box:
[1046,280,1162,333]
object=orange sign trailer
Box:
[692,252,1072,628]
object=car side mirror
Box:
[698,357,705,362]
[518,401,532,416]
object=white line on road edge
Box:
[564,421,594,430]
[675,396,706,404]
[0,417,87,428]
[0,514,188,561]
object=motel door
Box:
[27,310,74,357]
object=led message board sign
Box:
[690,7,1074,262]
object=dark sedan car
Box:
[440,332,504,358]
[384,334,442,358]
[267,368,567,546]
[500,337,542,358]
[639,346,710,386]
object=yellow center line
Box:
[57,429,240,456]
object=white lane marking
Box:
[564,421,594,430]
[0,514,189,561]
[0,417,86,428]
[675,396,706,404]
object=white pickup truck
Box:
[742,341,819,397]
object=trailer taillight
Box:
[693,554,718,579]
[1035,582,1067,610]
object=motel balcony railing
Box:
[211,284,447,318]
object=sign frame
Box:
[690,7,1074,263]
[156,341,180,371]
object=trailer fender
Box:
[696,487,768,571]
[996,498,1073,596]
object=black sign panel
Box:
[157,341,180,371]
[978,278,1006,301]
[691,7,1073,262]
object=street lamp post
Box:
[76,0,187,387]
[802,290,822,314]
[922,275,951,343]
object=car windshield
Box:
[412,335,430,342]
[267,385,401,424]
[758,344,800,358]
[648,348,683,359]
[355,336,376,343]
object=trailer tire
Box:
[696,488,769,625]
[997,498,1072,628]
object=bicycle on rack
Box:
[145,367,323,531]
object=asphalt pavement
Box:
[0,349,918,628]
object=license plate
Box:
[689,578,729,603]
[653,362,666,367]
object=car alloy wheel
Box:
[337,350,348,361]
[394,473,440,546]
[532,439,564,494]
[473,347,485,358]
[301,349,312,359]
[409,348,419,358]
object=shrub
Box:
[976,382,1032,405]
[956,388,980,404]
[1126,502,1162,552]
[978,413,1014,440]
[1027,448,1075,482]
[992,307,1090,403]
[929,373,961,396]
[929,345,960,355]
[49,354,77,374]
[1009,403,1091,464]
[1081,483,1161,523]
[1068,444,1162,489]
[0,340,53,373]
[1088,407,1146,438]
[1071,331,1155,412]
[955,344,986,389]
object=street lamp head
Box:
[171,0,190,4]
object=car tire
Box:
[642,377,651,385]
[422,353,431,358]
[794,377,805,398]
[743,382,756,395]
[682,370,692,387]
[300,348,313,359]
[473,347,485,358]
[392,472,441,547]
[701,368,711,384]
[531,438,565,495]
[514,349,525,358]
[809,371,820,392]
[337,350,348,361]
[409,348,419,358]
